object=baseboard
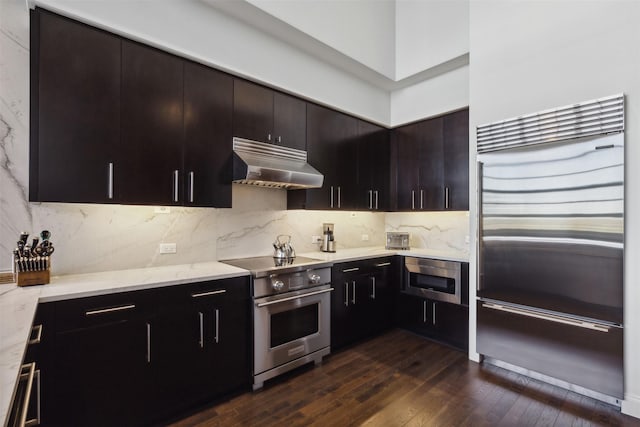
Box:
[622,394,640,419]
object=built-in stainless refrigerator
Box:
[476,94,624,403]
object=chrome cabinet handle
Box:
[198,312,204,349]
[146,323,151,363]
[26,369,41,427]
[277,136,282,144]
[432,302,436,325]
[423,300,427,323]
[411,190,415,210]
[370,276,376,299]
[107,162,114,200]
[214,309,220,344]
[420,189,424,210]
[191,289,226,298]
[29,324,43,345]
[482,302,611,332]
[330,186,334,208]
[351,280,356,305]
[18,363,36,427]
[374,262,391,268]
[85,304,135,316]
[257,288,335,308]
[374,190,379,210]
[173,170,179,202]
[342,267,360,273]
[344,282,349,306]
[368,190,373,209]
[337,186,341,208]
[267,133,272,142]
[189,171,195,203]
[445,186,450,209]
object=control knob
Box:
[272,279,285,292]
[309,273,321,284]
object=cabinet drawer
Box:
[477,300,623,398]
[55,290,154,332]
[154,276,249,307]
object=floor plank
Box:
[169,329,639,427]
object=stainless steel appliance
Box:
[321,223,335,253]
[232,137,324,189]
[272,234,295,261]
[220,256,333,390]
[476,94,625,403]
[386,232,409,250]
[402,257,467,305]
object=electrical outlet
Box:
[361,234,369,241]
[311,235,322,244]
[154,206,171,214]
[159,243,177,254]
[350,212,357,218]
[465,235,470,244]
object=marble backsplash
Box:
[0,0,469,276]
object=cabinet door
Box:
[184,62,233,207]
[52,318,151,426]
[443,108,469,210]
[330,269,354,350]
[433,301,469,351]
[32,9,120,203]
[396,293,431,334]
[120,40,184,205]
[418,117,445,210]
[273,92,306,150]
[209,277,251,395]
[394,122,422,210]
[233,79,273,143]
[357,121,390,210]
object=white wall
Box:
[395,0,469,80]
[247,0,396,80]
[469,0,640,417]
[390,64,469,126]
[32,0,391,124]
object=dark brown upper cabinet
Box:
[357,120,390,211]
[392,109,469,211]
[288,104,357,210]
[233,79,306,150]
[119,40,185,206]
[183,62,233,208]
[30,8,233,207]
[30,9,121,203]
[443,109,469,210]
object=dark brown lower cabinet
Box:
[396,294,469,352]
[40,277,250,427]
[331,257,396,350]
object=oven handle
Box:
[256,288,334,307]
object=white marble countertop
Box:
[0,261,248,426]
[0,247,469,424]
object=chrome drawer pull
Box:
[482,303,611,332]
[28,324,43,345]
[191,289,226,298]
[342,267,360,273]
[85,304,135,316]
[198,312,204,349]
[374,262,391,268]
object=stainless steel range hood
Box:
[232,137,324,189]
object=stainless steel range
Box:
[221,256,333,390]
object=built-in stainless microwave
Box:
[402,257,467,305]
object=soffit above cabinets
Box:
[201,0,469,92]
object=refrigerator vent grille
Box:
[477,94,624,153]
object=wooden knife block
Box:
[15,269,50,287]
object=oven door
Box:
[253,284,332,375]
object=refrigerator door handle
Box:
[481,302,611,332]
[477,161,484,292]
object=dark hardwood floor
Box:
[169,329,639,427]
